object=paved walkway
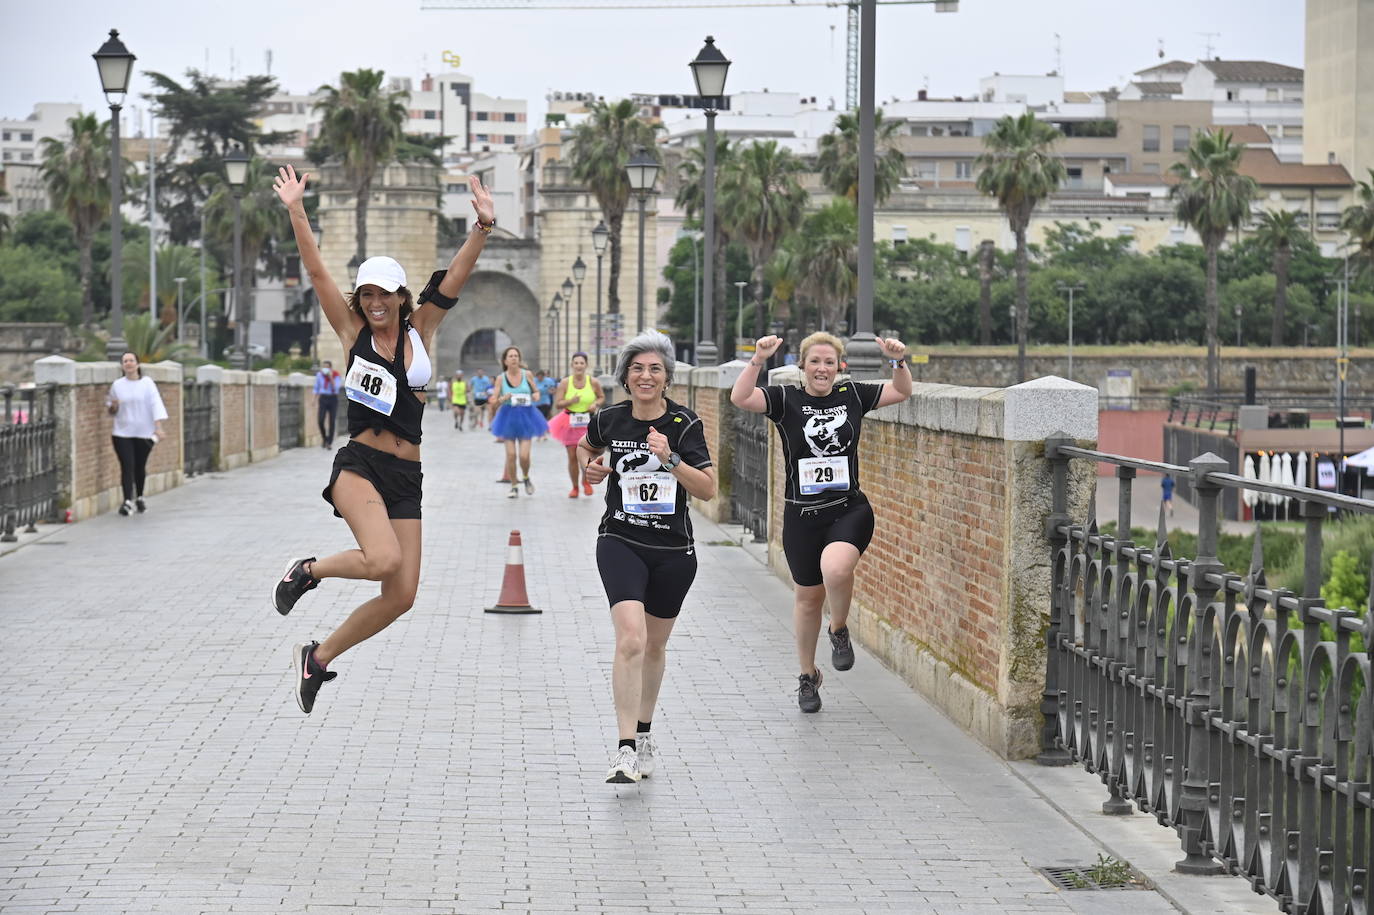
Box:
[1,409,1270,914]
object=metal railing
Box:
[277,385,302,451]
[730,408,769,542]
[1041,439,1371,913]
[0,384,59,540]
[182,381,217,477]
[1170,395,1374,435]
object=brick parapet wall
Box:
[32,357,315,521]
[755,373,1098,759]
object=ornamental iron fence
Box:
[182,381,217,477]
[278,385,303,451]
[730,408,769,542]
[1041,439,1371,913]
[0,384,59,540]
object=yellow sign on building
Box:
[442,50,461,68]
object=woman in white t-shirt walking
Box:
[106,352,168,515]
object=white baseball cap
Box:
[353,256,407,292]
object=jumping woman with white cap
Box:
[269,164,495,714]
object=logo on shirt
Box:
[802,408,849,457]
[614,449,664,475]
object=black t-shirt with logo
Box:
[584,399,713,551]
[762,381,884,505]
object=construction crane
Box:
[420,0,955,111]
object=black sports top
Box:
[762,381,884,505]
[584,399,713,551]
[344,322,426,445]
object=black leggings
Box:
[596,537,698,619]
[111,436,154,502]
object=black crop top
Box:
[344,323,426,445]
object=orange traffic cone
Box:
[485,530,541,614]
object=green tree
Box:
[0,245,81,322]
[1320,549,1368,612]
[1252,209,1304,345]
[144,69,293,244]
[791,198,858,331]
[40,112,113,326]
[674,135,735,344]
[1340,168,1374,276]
[568,99,660,317]
[1220,274,1316,346]
[717,140,808,338]
[203,157,289,333]
[975,113,1066,381]
[118,312,195,363]
[314,68,409,263]
[816,109,906,204]
[1169,128,1257,392]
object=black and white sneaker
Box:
[273,557,318,616]
[797,669,823,713]
[118,500,133,516]
[523,477,534,496]
[292,641,336,714]
[829,624,854,671]
[135,497,147,514]
[605,746,640,784]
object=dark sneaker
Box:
[273,557,318,616]
[829,624,855,671]
[523,477,534,495]
[118,500,133,516]
[797,669,824,713]
[135,497,147,513]
[292,641,336,714]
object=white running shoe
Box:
[605,745,640,784]
[636,733,657,778]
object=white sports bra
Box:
[372,325,432,391]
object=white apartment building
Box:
[400,72,528,162]
[442,149,524,236]
[0,103,81,219]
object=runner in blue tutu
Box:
[490,344,548,497]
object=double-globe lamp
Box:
[688,36,731,366]
[93,29,135,359]
[624,147,660,336]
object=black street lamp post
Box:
[224,145,250,368]
[553,292,565,369]
[624,146,660,335]
[591,221,609,373]
[94,29,135,360]
[561,278,574,367]
[572,256,587,356]
[689,35,731,367]
[548,301,560,373]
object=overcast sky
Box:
[5,0,1305,132]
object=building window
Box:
[1317,213,1340,231]
[1285,89,1303,102]
[1,131,9,141]
[19,151,32,161]
[504,135,517,144]
[1226,89,1236,101]
[475,134,489,142]
[954,160,972,179]
[1142,124,1160,152]
[475,111,488,120]
[1173,125,1191,152]
[1266,88,1280,102]
[19,132,31,142]
[1284,124,1303,138]
[504,112,516,122]
[1066,166,1083,189]
[954,226,971,253]
[1,151,10,161]
[1142,162,1161,174]
[915,161,937,180]
[424,111,437,119]
[1266,124,1281,138]
[892,225,908,245]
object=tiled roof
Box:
[1136,59,1193,75]
[1133,81,1182,94]
[1238,149,1352,187]
[1201,60,1303,83]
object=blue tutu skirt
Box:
[490,404,549,441]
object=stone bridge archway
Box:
[432,270,541,376]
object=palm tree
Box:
[40,113,112,326]
[717,140,808,339]
[975,113,1066,382]
[1253,209,1303,346]
[675,134,735,344]
[816,109,907,204]
[1170,128,1257,392]
[120,312,194,363]
[1340,168,1374,276]
[568,99,660,316]
[203,156,289,332]
[314,69,408,263]
[796,199,859,331]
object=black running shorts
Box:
[781,492,874,587]
[596,537,698,619]
[323,440,423,520]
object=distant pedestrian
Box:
[1161,474,1175,516]
[470,369,492,429]
[547,352,604,498]
[449,371,467,430]
[490,345,548,497]
[534,369,557,419]
[106,352,167,516]
[579,331,716,784]
[314,360,341,448]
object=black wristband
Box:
[417,269,458,310]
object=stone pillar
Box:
[287,372,320,448]
[250,369,280,462]
[199,365,250,471]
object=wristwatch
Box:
[664,452,682,470]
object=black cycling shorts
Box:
[323,440,423,520]
[596,537,698,619]
[781,492,874,587]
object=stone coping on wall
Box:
[35,356,185,386]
